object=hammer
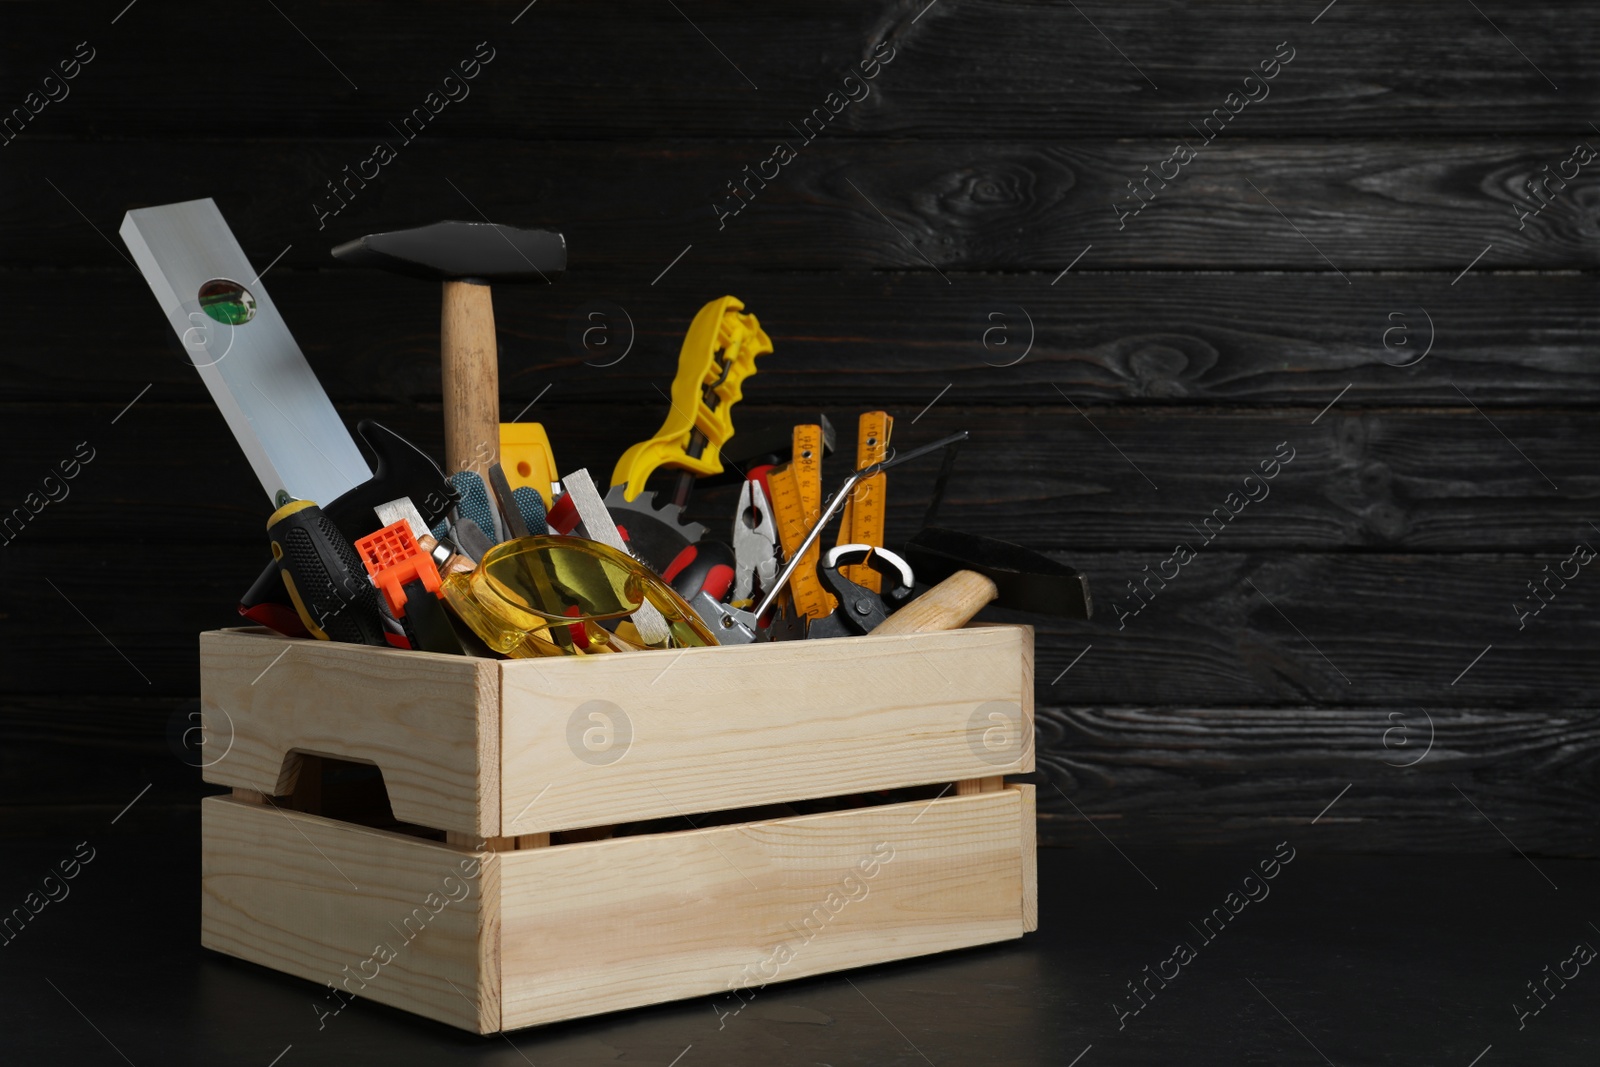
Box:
[333,220,566,479]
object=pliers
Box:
[731,478,779,606]
[807,543,916,639]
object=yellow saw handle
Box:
[609,295,772,501]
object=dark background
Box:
[3,1,1597,861]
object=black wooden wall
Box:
[2,2,1596,853]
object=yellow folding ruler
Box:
[836,411,893,591]
[766,423,836,619]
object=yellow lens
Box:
[475,536,645,629]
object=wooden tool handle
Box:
[440,279,499,479]
[870,570,999,635]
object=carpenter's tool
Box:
[597,489,707,578]
[666,539,737,605]
[731,479,779,606]
[374,496,431,541]
[608,296,770,506]
[354,519,464,655]
[240,420,459,635]
[807,544,916,639]
[121,199,370,508]
[698,430,970,644]
[667,541,736,598]
[267,500,387,645]
[695,414,838,490]
[767,423,836,619]
[485,463,531,540]
[837,411,893,592]
[872,527,1093,636]
[560,469,672,646]
[332,220,566,480]
[499,422,559,508]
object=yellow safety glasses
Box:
[441,535,717,657]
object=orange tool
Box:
[767,424,836,619]
[355,520,442,618]
[837,411,893,592]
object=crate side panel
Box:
[499,625,1031,834]
[200,629,500,837]
[498,789,1025,1030]
[201,796,499,1033]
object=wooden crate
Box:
[198,625,1037,1033]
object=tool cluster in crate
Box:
[122,199,1092,659]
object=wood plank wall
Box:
[1,1,1595,852]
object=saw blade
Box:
[601,484,708,577]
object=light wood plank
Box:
[1018,785,1038,933]
[499,626,1032,835]
[200,629,500,837]
[497,789,1026,1030]
[201,796,499,1033]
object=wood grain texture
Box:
[1027,550,1600,707]
[1019,783,1038,932]
[439,280,500,477]
[497,787,1027,1029]
[200,629,501,837]
[873,571,999,634]
[498,626,1032,835]
[3,270,1596,407]
[1033,704,1600,857]
[14,547,1600,706]
[201,795,499,1032]
[4,403,1594,554]
[5,696,1598,855]
[2,1,1593,138]
[7,140,1598,271]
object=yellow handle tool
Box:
[837,411,893,592]
[498,422,559,508]
[609,295,772,502]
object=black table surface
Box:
[2,810,1595,1066]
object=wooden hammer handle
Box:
[870,570,999,635]
[440,280,500,479]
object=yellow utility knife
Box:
[610,295,772,504]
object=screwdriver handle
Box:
[870,570,998,636]
[267,500,388,645]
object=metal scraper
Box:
[120,198,370,507]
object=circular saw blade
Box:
[601,483,708,576]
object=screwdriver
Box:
[267,500,387,645]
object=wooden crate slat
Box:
[200,630,501,838]
[497,787,1027,1030]
[201,796,500,1033]
[498,626,1032,835]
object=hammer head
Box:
[332,220,566,283]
